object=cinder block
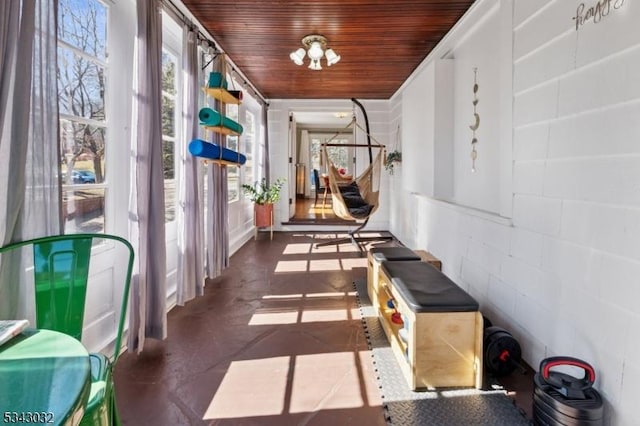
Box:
[544,157,640,207]
[487,275,517,318]
[549,104,640,159]
[513,194,562,236]
[514,81,559,126]
[558,49,640,116]
[510,227,544,266]
[514,34,576,93]
[514,122,549,161]
[514,0,572,59]
[513,161,545,195]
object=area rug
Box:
[353,276,531,426]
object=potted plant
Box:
[385,150,402,175]
[242,178,285,227]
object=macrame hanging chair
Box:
[315,99,393,252]
[323,143,382,221]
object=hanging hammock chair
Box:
[315,99,393,252]
[323,142,382,221]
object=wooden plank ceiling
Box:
[181,0,476,100]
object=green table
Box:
[0,329,91,426]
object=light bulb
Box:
[325,48,340,66]
[307,41,324,61]
[290,48,305,65]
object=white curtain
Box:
[0,0,61,318]
[205,54,229,278]
[176,24,204,305]
[128,0,167,352]
[299,130,311,198]
[262,103,270,184]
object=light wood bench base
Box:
[373,260,483,390]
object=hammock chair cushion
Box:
[338,182,374,218]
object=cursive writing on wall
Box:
[573,0,625,31]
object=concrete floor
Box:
[114,231,533,425]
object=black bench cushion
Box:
[371,247,421,262]
[381,261,479,313]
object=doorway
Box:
[287,110,355,224]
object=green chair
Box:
[0,233,134,425]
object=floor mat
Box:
[353,277,532,426]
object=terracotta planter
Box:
[254,203,273,227]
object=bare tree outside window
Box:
[57,0,108,233]
[161,49,178,222]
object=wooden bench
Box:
[373,260,483,390]
[367,247,421,308]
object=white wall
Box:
[389,0,640,423]
[451,3,503,213]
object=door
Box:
[288,113,297,219]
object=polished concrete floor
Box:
[114,232,534,425]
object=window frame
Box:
[161,11,183,236]
[57,0,110,234]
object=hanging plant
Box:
[385,124,402,175]
[385,150,402,175]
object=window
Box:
[226,102,240,203]
[161,49,178,222]
[309,133,353,188]
[57,0,108,233]
[242,110,255,190]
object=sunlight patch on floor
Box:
[262,293,304,300]
[300,309,349,323]
[275,260,309,273]
[203,356,289,419]
[203,351,382,420]
[249,307,359,325]
[305,291,352,298]
[308,205,332,213]
[248,309,300,325]
[262,292,354,300]
[309,259,342,271]
[282,243,312,254]
[358,350,384,406]
[338,244,360,253]
[289,352,364,413]
[341,258,367,269]
[312,244,340,253]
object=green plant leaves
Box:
[241,178,286,205]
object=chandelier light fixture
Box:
[289,34,340,70]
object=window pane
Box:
[60,119,105,185]
[161,49,177,223]
[243,111,255,190]
[63,187,105,233]
[58,46,106,121]
[58,0,107,61]
[161,51,177,96]
[227,135,240,203]
[228,166,239,203]
[226,104,239,122]
[164,178,176,222]
[161,95,175,137]
[163,140,175,180]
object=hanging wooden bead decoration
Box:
[469,68,480,172]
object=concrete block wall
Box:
[389,0,640,423]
